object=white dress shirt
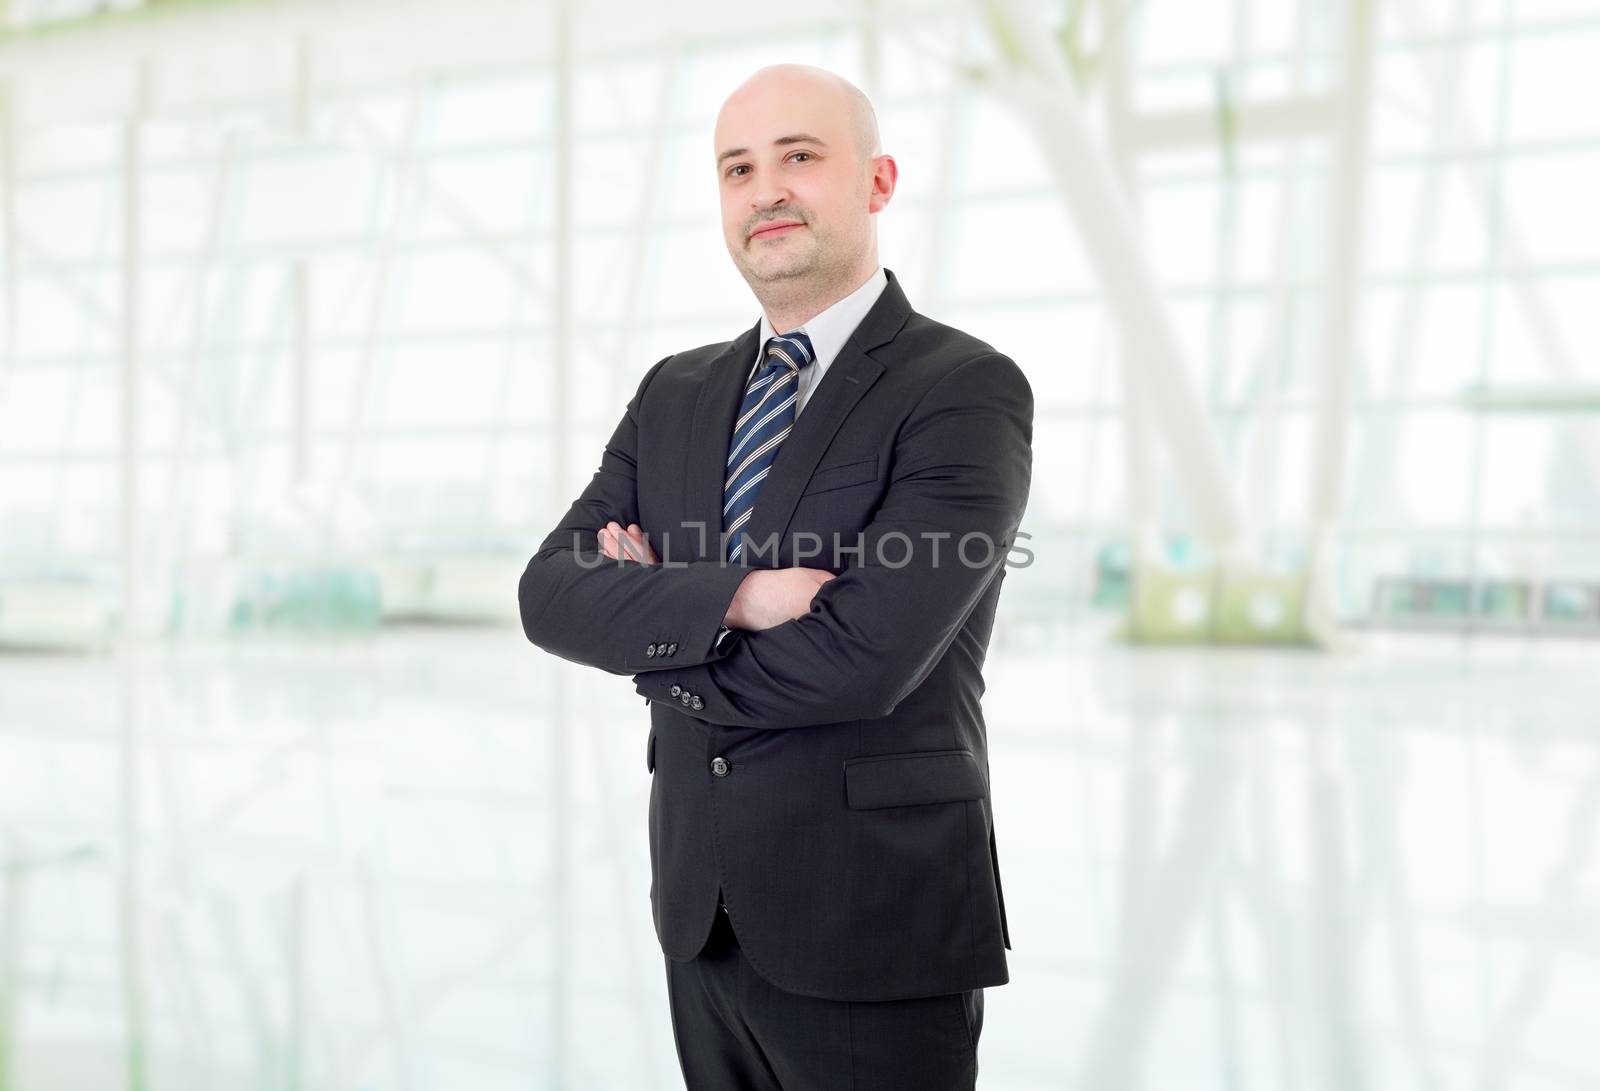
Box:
[745,265,888,418]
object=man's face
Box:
[714,77,873,289]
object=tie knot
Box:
[764,330,815,372]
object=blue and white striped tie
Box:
[723,330,815,562]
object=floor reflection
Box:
[1,626,1595,1089]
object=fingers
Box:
[597,521,627,560]
[620,522,651,563]
[597,520,657,563]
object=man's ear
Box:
[867,154,898,213]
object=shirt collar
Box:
[755,265,888,373]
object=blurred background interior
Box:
[1,0,1598,1087]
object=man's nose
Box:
[751,183,790,211]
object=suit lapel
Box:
[685,268,915,563]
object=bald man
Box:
[519,64,1032,1089]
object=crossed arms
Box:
[517,350,1033,729]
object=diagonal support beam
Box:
[977,0,1245,549]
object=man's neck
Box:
[756,262,878,334]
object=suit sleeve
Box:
[632,352,1033,727]
[517,355,752,675]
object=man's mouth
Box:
[749,220,804,240]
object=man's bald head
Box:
[718,64,880,163]
[713,63,897,326]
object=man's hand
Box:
[724,568,836,631]
[598,521,658,564]
[597,518,831,631]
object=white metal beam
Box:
[917,19,972,318]
[1128,94,1338,153]
[1097,0,1164,569]
[118,63,149,638]
[291,34,312,486]
[0,76,14,393]
[547,3,574,1086]
[1303,0,1378,643]
[116,57,153,1091]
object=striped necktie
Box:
[723,329,815,561]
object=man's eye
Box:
[727,165,750,178]
[790,152,812,163]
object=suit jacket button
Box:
[667,642,678,656]
[680,692,692,706]
[669,684,682,698]
[690,695,705,711]
[645,643,657,658]
[711,756,730,777]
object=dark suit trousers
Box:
[664,906,984,1090]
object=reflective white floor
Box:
[1,624,1596,1089]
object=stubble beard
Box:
[736,223,863,316]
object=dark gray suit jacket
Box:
[518,268,1032,1001]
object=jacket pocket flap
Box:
[844,748,986,809]
[801,454,879,497]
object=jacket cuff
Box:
[628,560,750,671]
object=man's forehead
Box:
[716,81,845,144]
[716,106,836,142]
